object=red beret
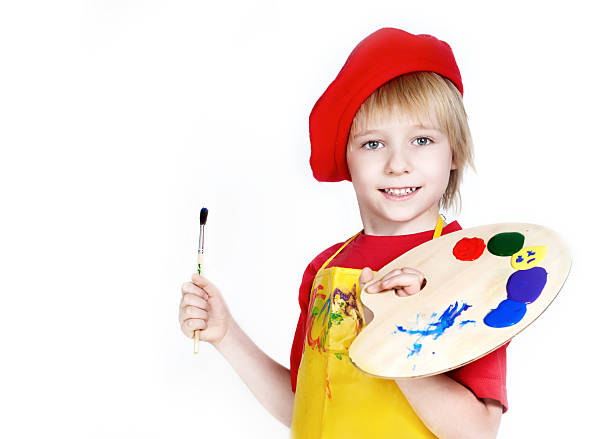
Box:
[309,27,463,182]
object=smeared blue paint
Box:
[484,299,527,327]
[407,343,422,358]
[506,266,548,304]
[394,301,474,360]
[405,302,472,339]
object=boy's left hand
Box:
[359,266,427,297]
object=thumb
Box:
[359,267,374,286]
[191,273,219,298]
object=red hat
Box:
[309,27,463,182]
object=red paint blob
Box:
[453,237,486,261]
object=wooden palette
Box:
[348,223,571,379]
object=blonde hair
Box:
[347,71,475,214]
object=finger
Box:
[384,274,421,295]
[179,295,208,322]
[182,281,209,300]
[395,286,418,297]
[382,267,424,282]
[399,267,426,287]
[181,293,209,311]
[182,305,209,320]
[398,267,425,275]
[365,268,407,293]
[385,268,425,286]
[181,318,207,337]
[381,272,421,289]
[383,268,405,278]
[375,273,422,295]
[365,279,385,294]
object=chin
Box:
[380,211,423,223]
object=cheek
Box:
[347,152,372,180]
[422,149,453,178]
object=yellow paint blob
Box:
[511,246,547,270]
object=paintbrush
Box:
[194,207,208,354]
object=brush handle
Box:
[194,250,204,354]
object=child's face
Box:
[346,111,457,235]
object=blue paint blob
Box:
[506,266,548,304]
[459,319,476,326]
[396,325,408,333]
[484,299,527,328]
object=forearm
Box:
[213,318,294,427]
[394,374,501,439]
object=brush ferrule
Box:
[198,224,205,250]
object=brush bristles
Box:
[200,207,208,225]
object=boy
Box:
[179,28,507,438]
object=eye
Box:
[362,140,383,150]
[413,137,433,147]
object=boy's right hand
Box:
[179,273,233,347]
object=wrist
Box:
[212,317,239,353]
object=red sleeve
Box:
[445,341,510,413]
[289,260,319,393]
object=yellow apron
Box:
[291,215,445,439]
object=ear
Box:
[450,153,458,171]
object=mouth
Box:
[378,186,421,200]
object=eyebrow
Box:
[353,125,441,138]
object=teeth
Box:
[384,187,418,195]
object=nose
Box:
[385,145,412,175]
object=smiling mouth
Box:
[378,187,421,195]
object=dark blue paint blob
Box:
[484,299,527,328]
[506,266,548,304]
[459,319,476,326]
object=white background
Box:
[1,1,610,437]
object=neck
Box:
[361,205,442,236]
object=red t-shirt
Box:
[289,220,509,413]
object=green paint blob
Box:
[487,232,525,256]
[330,312,344,325]
[334,353,343,360]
